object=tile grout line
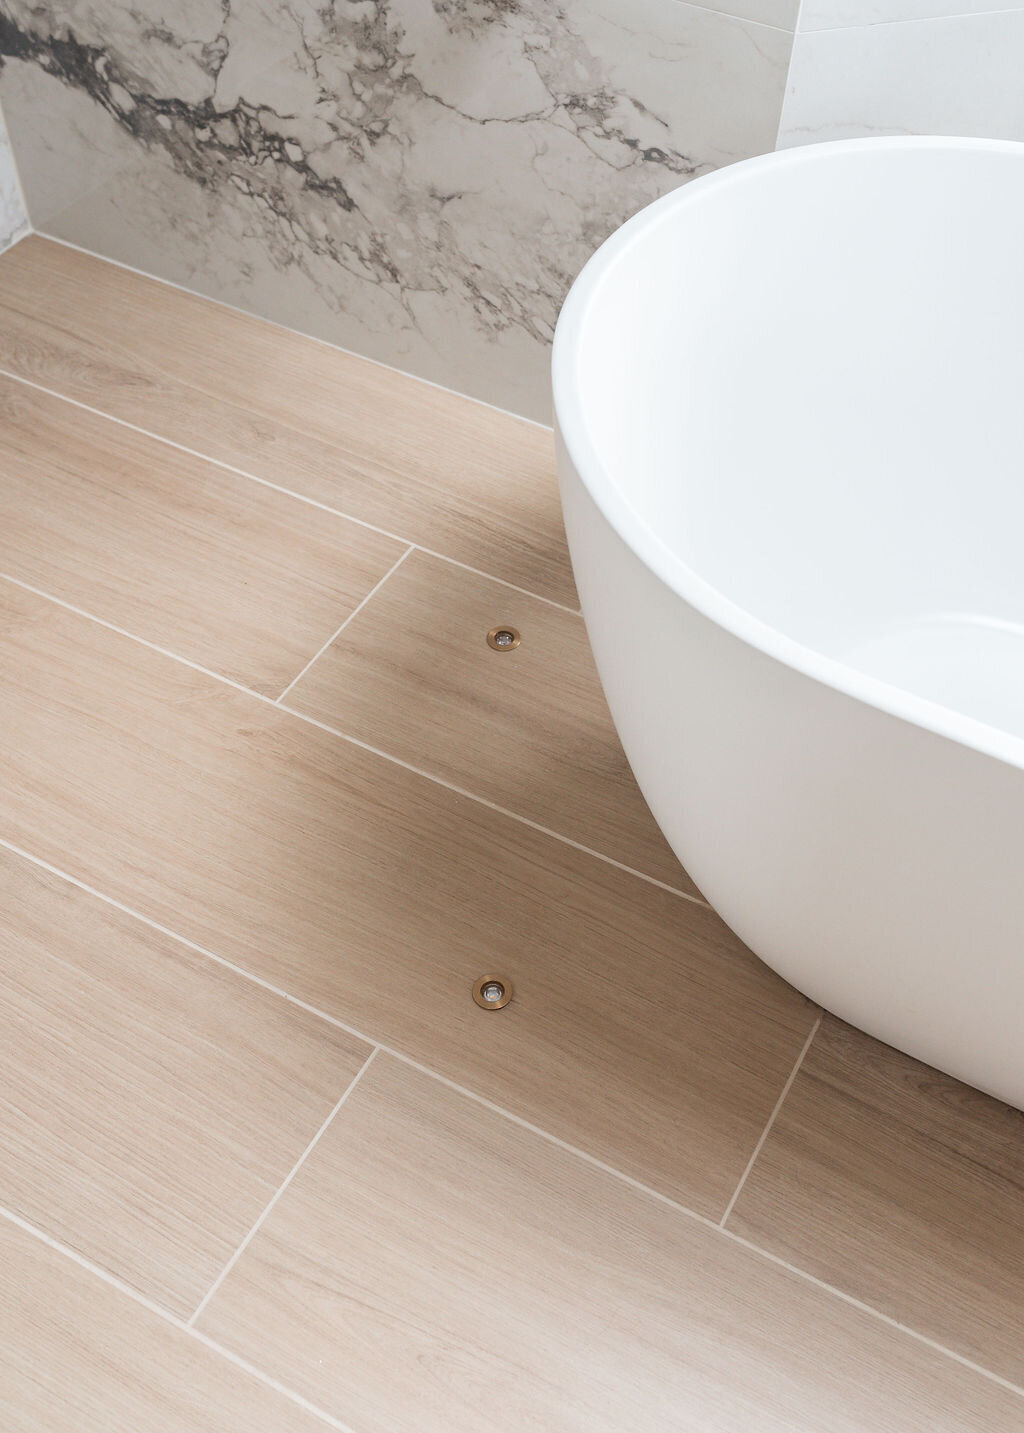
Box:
[7,250,1022,1413]
[187,1048,380,1328]
[276,547,413,703]
[0,832,381,1043]
[0,1203,194,1329]
[36,230,557,435]
[0,568,704,907]
[182,1327,361,1433]
[718,1226,1024,1399]
[185,1326,360,1432]
[718,1010,822,1228]
[0,832,1021,1403]
[0,1204,359,1433]
[671,0,792,30]
[276,700,706,904]
[0,828,720,1234]
[793,8,1024,35]
[0,830,710,1217]
[415,548,582,617]
[0,571,279,702]
[2,983,1024,1416]
[384,1045,1024,1402]
[0,365,581,616]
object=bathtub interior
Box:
[566,141,1024,744]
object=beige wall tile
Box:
[728,1015,1024,1385]
[0,1217,333,1432]
[0,238,576,606]
[0,582,814,1219]
[0,373,403,696]
[0,847,370,1316]
[198,1054,1024,1433]
[287,550,693,891]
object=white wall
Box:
[778,3,1024,147]
[0,101,27,251]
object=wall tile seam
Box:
[796,5,1024,34]
[774,0,805,148]
[667,0,797,35]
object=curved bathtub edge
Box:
[552,135,1024,777]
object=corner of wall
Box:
[0,89,31,252]
[774,0,806,152]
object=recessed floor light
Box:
[486,626,520,651]
[472,974,513,1010]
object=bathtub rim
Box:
[552,134,1024,775]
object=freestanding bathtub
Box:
[553,137,1024,1110]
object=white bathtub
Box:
[553,137,1024,1109]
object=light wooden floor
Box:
[0,235,1022,1432]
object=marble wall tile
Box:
[778,10,1024,149]
[0,1,790,421]
[0,101,27,250]
[799,1,1024,31]
[688,0,801,30]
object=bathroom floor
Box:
[0,235,1022,1432]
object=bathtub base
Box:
[553,138,1024,1112]
[559,451,1024,1112]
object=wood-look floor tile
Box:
[287,550,695,892]
[0,1218,332,1433]
[0,583,814,1218]
[0,372,403,696]
[0,846,370,1316]
[0,237,575,607]
[728,1014,1024,1386]
[197,1055,1024,1433]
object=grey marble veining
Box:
[0,0,789,418]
